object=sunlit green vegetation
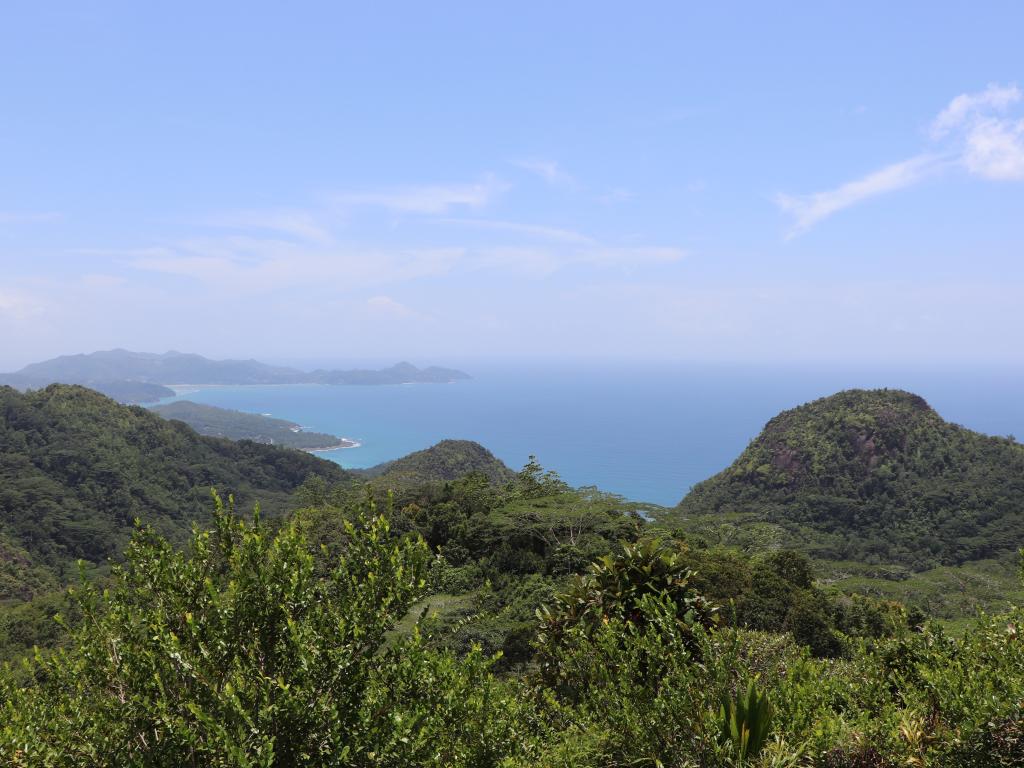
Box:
[668,389,1024,623]
[151,400,346,450]
[3,384,1024,764]
[674,389,1024,569]
[352,438,516,489]
[2,493,1022,766]
[0,385,347,592]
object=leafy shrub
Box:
[0,494,536,766]
[817,745,891,768]
[943,712,1024,767]
[719,678,774,762]
[536,538,718,693]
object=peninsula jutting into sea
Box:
[150,399,359,452]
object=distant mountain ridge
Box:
[673,388,1024,570]
[16,350,299,386]
[0,349,470,403]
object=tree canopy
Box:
[675,389,1024,569]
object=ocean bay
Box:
[158,363,1024,506]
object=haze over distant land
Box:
[0,349,470,403]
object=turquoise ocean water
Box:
[156,363,1024,507]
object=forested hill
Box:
[355,439,515,488]
[0,385,348,600]
[0,373,173,404]
[151,400,349,450]
[674,388,1024,570]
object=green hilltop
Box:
[673,388,1024,570]
[354,439,516,489]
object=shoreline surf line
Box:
[308,440,362,452]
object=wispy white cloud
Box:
[117,182,681,287]
[442,218,596,244]
[79,274,128,289]
[474,245,684,276]
[129,239,464,293]
[332,176,506,214]
[206,178,505,245]
[778,83,1024,236]
[962,116,1024,180]
[365,295,417,319]
[582,246,685,269]
[76,170,682,299]
[596,187,635,205]
[775,154,944,237]
[0,289,47,321]
[930,83,1021,138]
[126,234,684,287]
[512,158,576,186]
[210,208,333,243]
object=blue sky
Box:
[1,2,1023,369]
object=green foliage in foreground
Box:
[0,495,536,766]
[719,679,773,762]
[536,539,719,693]
[4,498,1024,767]
[300,465,883,668]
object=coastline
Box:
[308,439,361,453]
[160,379,468,398]
[154,388,361,452]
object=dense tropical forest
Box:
[351,438,516,488]
[674,389,1024,569]
[0,385,347,580]
[668,389,1024,622]
[2,384,1023,765]
[152,400,349,451]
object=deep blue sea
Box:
[156,363,1024,506]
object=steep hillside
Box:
[675,389,1024,570]
[0,385,349,599]
[356,439,515,488]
